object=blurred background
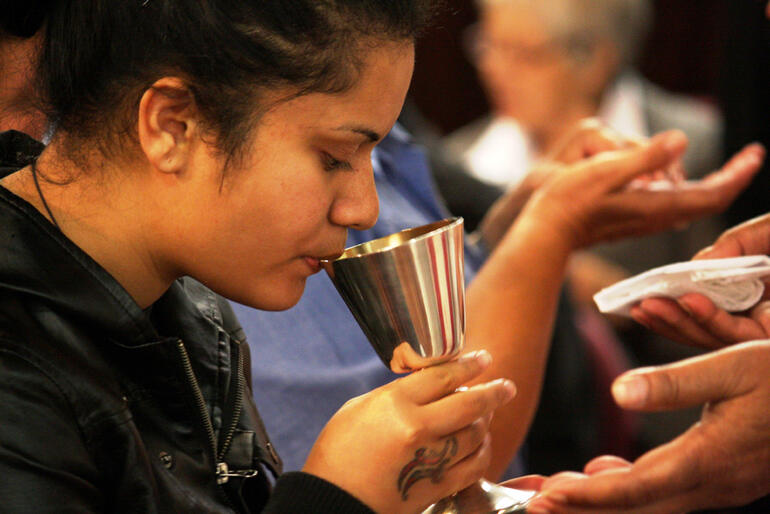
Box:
[402,1,769,511]
[408,0,769,224]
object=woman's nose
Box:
[330,160,379,231]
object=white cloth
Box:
[594,256,770,316]
[461,116,533,189]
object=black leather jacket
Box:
[0,131,374,513]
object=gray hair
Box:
[477,0,653,67]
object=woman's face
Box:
[176,42,415,311]
[476,4,585,134]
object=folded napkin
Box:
[594,255,770,316]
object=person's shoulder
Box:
[0,330,77,415]
[0,297,127,418]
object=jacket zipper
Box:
[176,340,248,490]
[217,341,244,462]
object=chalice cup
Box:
[321,217,535,513]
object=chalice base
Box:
[422,479,535,514]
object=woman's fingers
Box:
[500,474,547,492]
[571,144,762,243]
[583,455,633,475]
[555,122,628,163]
[677,294,770,342]
[400,350,494,404]
[633,295,770,349]
[701,143,765,191]
[695,211,770,260]
[580,130,687,192]
[434,433,495,500]
[396,416,491,503]
[632,298,729,349]
[421,378,516,435]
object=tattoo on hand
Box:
[397,436,458,500]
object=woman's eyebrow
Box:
[334,124,381,143]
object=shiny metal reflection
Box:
[322,217,535,513]
[322,218,465,372]
[423,480,535,513]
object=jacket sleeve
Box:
[263,472,375,514]
[0,347,103,513]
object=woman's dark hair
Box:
[0,0,52,38]
[38,0,437,160]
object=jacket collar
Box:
[0,130,44,172]
[0,130,161,346]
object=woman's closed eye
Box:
[321,152,353,172]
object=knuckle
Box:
[649,370,680,405]
[435,368,458,392]
[401,422,427,447]
[466,391,493,418]
[455,442,490,491]
[467,419,487,447]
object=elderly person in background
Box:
[447,0,726,289]
[448,0,720,189]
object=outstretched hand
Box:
[526,340,770,514]
[632,211,770,349]
[522,135,764,251]
[478,119,638,249]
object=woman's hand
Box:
[478,118,636,249]
[521,132,764,251]
[302,350,516,514]
[632,212,770,349]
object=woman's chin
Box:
[237,282,307,312]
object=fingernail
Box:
[472,350,492,367]
[612,375,649,408]
[494,378,517,401]
[459,350,491,367]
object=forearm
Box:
[465,206,574,480]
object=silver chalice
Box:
[322,217,535,513]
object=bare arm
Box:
[464,135,764,480]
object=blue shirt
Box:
[232,125,522,477]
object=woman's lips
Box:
[303,257,322,273]
[304,250,343,274]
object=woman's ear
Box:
[137,77,198,174]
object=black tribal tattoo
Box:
[397,436,458,501]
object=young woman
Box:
[0,1,517,513]
[1,1,764,513]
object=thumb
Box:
[695,209,770,260]
[587,129,687,192]
[611,346,746,411]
